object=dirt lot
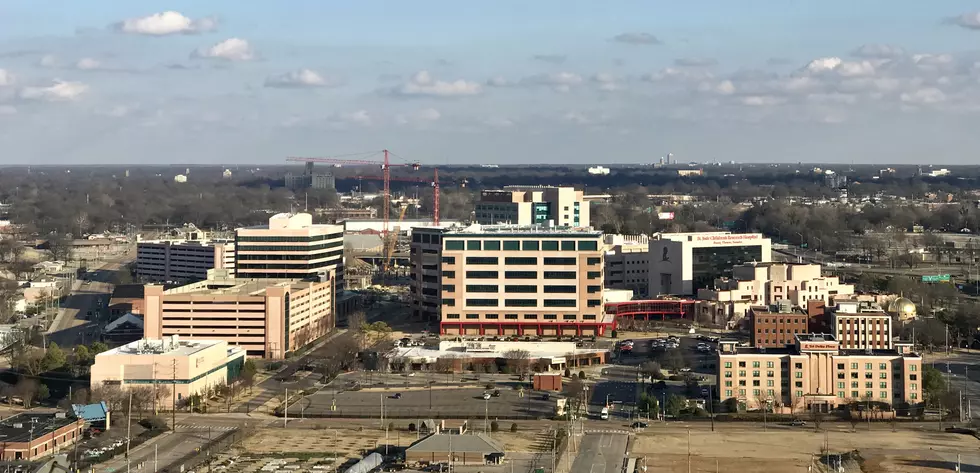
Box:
[632,429,980,472]
[242,425,545,462]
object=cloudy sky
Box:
[2,1,980,165]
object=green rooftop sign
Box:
[922,274,951,283]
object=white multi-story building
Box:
[235,213,344,290]
[136,239,235,283]
[696,262,854,327]
[603,234,650,297]
[474,186,590,228]
[649,232,772,296]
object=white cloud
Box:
[75,58,102,70]
[675,57,718,67]
[265,69,342,88]
[39,55,58,68]
[0,69,14,86]
[0,105,16,115]
[945,11,980,30]
[339,110,372,126]
[801,56,875,77]
[699,80,735,95]
[397,108,442,125]
[643,67,714,82]
[803,57,842,73]
[806,93,857,104]
[739,95,786,106]
[522,72,583,92]
[193,38,254,61]
[852,44,906,59]
[414,108,441,121]
[391,70,481,97]
[19,80,88,102]
[900,88,946,104]
[114,11,217,36]
[592,73,623,91]
[486,76,511,87]
[912,53,954,68]
[612,32,662,45]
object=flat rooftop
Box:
[159,276,322,296]
[99,336,225,357]
[442,223,601,236]
[0,412,79,442]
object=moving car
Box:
[483,392,491,400]
[600,407,610,420]
[790,419,807,427]
[630,421,648,429]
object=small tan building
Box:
[91,336,245,406]
[405,434,504,466]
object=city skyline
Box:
[2,1,980,165]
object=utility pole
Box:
[172,359,177,432]
[154,444,158,473]
[960,390,964,424]
[283,388,288,428]
[687,428,692,473]
[127,390,133,473]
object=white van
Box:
[600,407,609,420]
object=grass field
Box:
[632,429,980,472]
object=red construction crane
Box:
[352,169,440,226]
[286,149,420,254]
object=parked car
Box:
[630,421,649,429]
[790,419,807,427]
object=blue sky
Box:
[2,1,980,165]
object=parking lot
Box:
[291,384,559,419]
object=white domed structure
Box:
[888,297,917,321]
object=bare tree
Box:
[504,350,531,376]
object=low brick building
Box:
[750,304,809,348]
[0,412,85,461]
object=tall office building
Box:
[411,223,615,337]
[235,213,344,291]
[136,238,235,283]
[285,161,336,190]
[474,186,590,227]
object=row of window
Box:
[444,313,598,320]
[445,239,600,252]
[443,299,599,307]
[236,233,343,243]
[235,240,344,252]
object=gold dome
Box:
[888,297,917,320]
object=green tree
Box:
[241,359,258,393]
[666,394,686,418]
[41,342,67,372]
[638,392,659,415]
[922,365,945,405]
[38,383,51,402]
[90,341,109,355]
[73,345,91,367]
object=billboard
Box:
[658,212,675,220]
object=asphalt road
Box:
[46,261,121,347]
[569,433,629,473]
